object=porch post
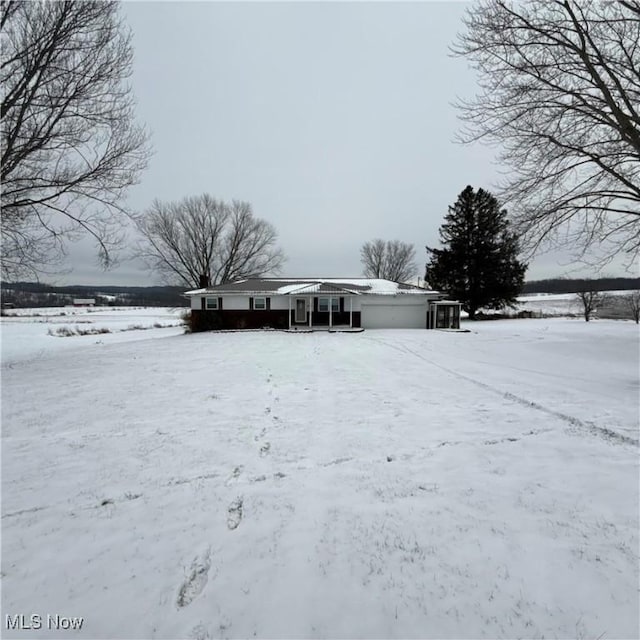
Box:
[349,297,353,328]
[329,296,332,328]
[309,297,312,328]
[288,295,291,329]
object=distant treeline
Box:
[1,281,188,307]
[3,278,639,308]
[522,277,640,294]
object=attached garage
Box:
[360,299,428,329]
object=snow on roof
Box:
[185,278,439,296]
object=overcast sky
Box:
[59,1,630,286]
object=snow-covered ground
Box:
[1,314,638,639]
[1,307,186,364]
[513,290,632,317]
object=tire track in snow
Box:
[363,335,638,447]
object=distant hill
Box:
[1,282,188,308]
[522,277,640,295]
[3,277,639,308]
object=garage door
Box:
[360,303,427,329]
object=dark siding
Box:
[249,297,254,310]
[339,297,344,312]
[313,297,318,312]
[190,309,288,331]
[218,297,223,310]
[266,297,271,310]
[189,308,362,332]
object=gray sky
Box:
[59,1,630,286]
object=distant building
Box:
[72,298,95,307]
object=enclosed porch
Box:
[427,300,462,329]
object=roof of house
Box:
[185,278,438,296]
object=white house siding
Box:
[222,296,250,310]
[192,295,251,310]
[268,297,290,310]
[195,295,361,312]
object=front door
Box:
[295,299,306,323]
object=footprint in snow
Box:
[259,442,271,457]
[224,466,243,487]
[227,497,243,530]
[190,624,211,640]
[176,548,212,608]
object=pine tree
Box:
[426,186,527,319]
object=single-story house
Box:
[185,278,461,331]
[72,298,95,307]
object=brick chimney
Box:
[199,274,209,289]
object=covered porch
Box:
[284,283,361,330]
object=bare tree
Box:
[360,239,417,282]
[453,1,640,266]
[575,289,607,322]
[1,1,150,280]
[136,194,286,288]
[623,290,640,323]
[360,240,387,278]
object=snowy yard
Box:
[0,307,185,363]
[1,313,638,639]
[511,290,634,318]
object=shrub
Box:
[181,309,194,333]
[48,325,112,337]
[49,326,76,337]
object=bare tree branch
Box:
[575,287,607,321]
[453,0,640,267]
[360,239,387,278]
[360,239,417,281]
[136,194,286,288]
[623,289,640,322]
[1,0,151,280]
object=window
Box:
[254,297,266,310]
[318,298,339,312]
[205,297,218,310]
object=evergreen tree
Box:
[426,186,527,319]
